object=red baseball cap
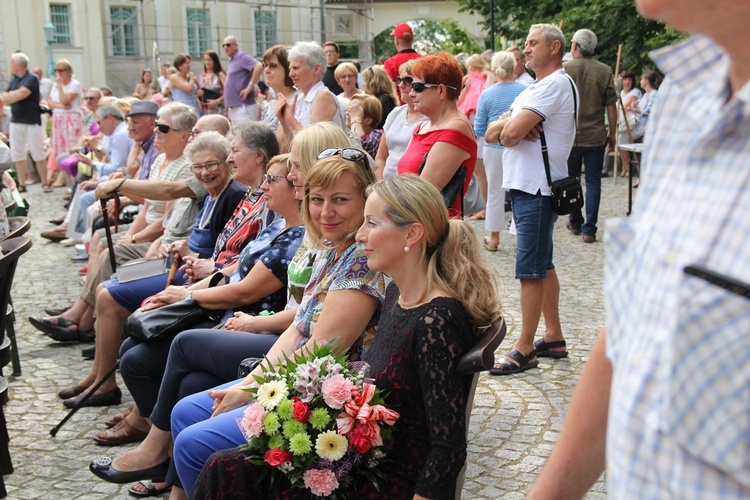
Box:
[390,23,413,41]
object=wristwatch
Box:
[184,291,193,301]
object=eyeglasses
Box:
[190,161,223,173]
[411,82,458,93]
[55,69,66,73]
[155,121,180,134]
[85,96,98,101]
[395,76,413,86]
[190,129,201,137]
[317,148,370,172]
[222,43,234,48]
[262,173,287,185]
[339,74,356,80]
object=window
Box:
[186,9,210,58]
[111,7,138,56]
[50,4,72,44]
[255,12,276,55]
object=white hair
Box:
[10,53,29,68]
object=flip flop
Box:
[534,338,569,358]
[489,348,538,375]
[128,481,172,497]
[483,237,498,252]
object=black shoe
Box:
[90,456,170,484]
[58,384,88,399]
[565,220,582,236]
[82,345,95,359]
[44,305,72,316]
[63,387,122,409]
[29,316,95,342]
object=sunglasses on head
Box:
[395,76,413,86]
[317,148,373,175]
[411,82,458,93]
[155,121,180,134]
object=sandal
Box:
[483,237,498,252]
[489,348,538,375]
[534,338,568,358]
[17,185,26,193]
[470,210,486,220]
[128,480,172,497]
[42,184,53,193]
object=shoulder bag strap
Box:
[543,73,578,187]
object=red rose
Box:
[264,448,292,467]
[348,426,372,454]
[293,399,311,423]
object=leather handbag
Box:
[417,153,467,211]
[542,74,583,216]
[124,272,228,342]
[124,299,224,342]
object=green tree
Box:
[456,0,687,74]
[374,20,483,62]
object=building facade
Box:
[2,0,486,97]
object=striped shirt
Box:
[604,35,750,498]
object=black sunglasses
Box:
[395,76,413,86]
[222,43,234,48]
[317,148,371,172]
[411,82,458,93]
[155,121,180,134]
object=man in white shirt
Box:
[485,23,578,375]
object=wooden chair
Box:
[454,316,507,500]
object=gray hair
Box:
[87,88,104,98]
[530,23,566,57]
[97,105,124,121]
[185,131,231,164]
[572,29,597,56]
[288,41,326,73]
[234,121,280,164]
[491,51,516,80]
[157,102,198,133]
[10,53,29,68]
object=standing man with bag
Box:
[564,29,618,243]
[485,23,578,375]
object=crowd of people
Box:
[1,3,739,497]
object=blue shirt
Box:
[474,82,527,150]
[604,35,750,498]
[96,121,133,180]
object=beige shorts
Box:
[9,122,47,162]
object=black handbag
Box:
[417,153,467,214]
[123,272,228,342]
[542,74,583,216]
[124,299,224,342]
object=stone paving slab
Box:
[2,176,631,498]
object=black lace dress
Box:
[189,283,476,499]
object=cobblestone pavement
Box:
[3,176,631,498]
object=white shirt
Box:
[49,78,82,114]
[502,69,578,195]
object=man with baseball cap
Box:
[384,22,422,99]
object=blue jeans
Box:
[567,145,605,237]
[509,189,557,279]
[75,190,97,234]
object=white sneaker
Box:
[60,238,82,247]
[75,243,86,252]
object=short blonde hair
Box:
[350,94,382,128]
[334,62,359,81]
[465,54,487,72]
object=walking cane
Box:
[50,195,127,436]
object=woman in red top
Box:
[397,52,476,218]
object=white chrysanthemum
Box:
[256,380,289,410]
[315,430,348,461]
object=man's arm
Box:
[606,103,617,149]
[527,330,611,499]
[500,108,544,147]
[0,86,31,105]
[239,59,263,100]
[95,178,194,201]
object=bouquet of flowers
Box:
[236,341,399,498]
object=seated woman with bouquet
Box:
[90,129,387,497]
[190,175,502,499]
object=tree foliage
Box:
[374,20,483,62]
[456,0,688,74]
